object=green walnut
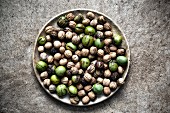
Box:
[80,58,90,69]
[56,84,67,97]
[68,85,78,96]
[82,35,94,47]
[74,13,84,23]
[36,61,48,72]
[85,26,96,36]
[92,83,103,94]
[109,60,118,72]
[116,56,128,66]
[57,16,68,28]
[55,66,66,77]
[37,36,46,45]
[113,34,122,46]
[66,42,77,52]
[50,75,60,85]
[75,23,85,34]
[94,38,104,49]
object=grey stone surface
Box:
[0,0,170,113]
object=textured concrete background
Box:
[0,0,170,113]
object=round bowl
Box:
[33,9,130,106]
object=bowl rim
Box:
[32,8,130,106]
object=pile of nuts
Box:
[36,11,128,105]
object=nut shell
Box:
[54,41,61,48]
[49,84,56,93]
[66,13,75,21]
[103,54,111,63]
[110,45,117,52]
[38,46,44,53]
[58,31,65,40]
[90,77,96,84]
[84,73,92,82]
[76,84,83,90]
[40,52,48,61]
[104,69,111,78]
[71,67,79,75]
[40,71,48,79]
[96,25,104,31]
[54,53,62,60]
[82,19,90,26]
[86,12,95,20]
[44,42,52,49]
[75,50,81,57]
[72,55,79,63]
[90,46,97,55]
[109,82,117,89]
[59,58,68,66]
[46,35,52,41]
[87,65,95,74]
[97,49,104,57]
[90,19,98,27]
[43,79,51,87]
[45,26,57,36]
[104,22,112,30]
[61,77,69,84]
[84,85,92,92]
[96,61,104,69]
[103,78,110,86]
[118,66,124,74]
[97,77,103,84]
[104,46,110,54]
[78,90,86,97]
[104,31,113,37]
[110,52,117,59]
[66,31,73,39]
[47,55,54,63]
[69,21,76,29]
[82,96,90,104]
[78,69,84,75]
[67,62,75,69]
[117,48,125,55]
[70,97,79,104]
[72,35,80,45]
[59,46,65,53]
[75,62,81,69]
[64,50,72,58]
[98,16,106,24]
[103,87,111,95]
[88,91,96,100]
[117,78,125,85]
[104,38,112,46]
